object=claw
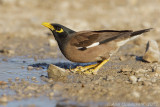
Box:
[69,58,110,74]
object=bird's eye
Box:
[56,27,61,31]
[55,27,64,33]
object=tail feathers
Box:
[131,28,153,37]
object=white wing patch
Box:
[86,42,100,48]
[77,42,100,50]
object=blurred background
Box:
[0,0,159,38]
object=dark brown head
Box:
[42,22,75,43]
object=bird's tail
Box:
[131,28,153,37]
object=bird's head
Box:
[42,22,75,41]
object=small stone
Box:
[0,95,8,103]
[47,64,68,78]
[27,93,33,97]
[27,76,30,79]
[135,69,148,74]
[121,67,132,72]
[36,67,42,70]
[31,77,36,80]
[138,77,146,82]
[7,50,15,55]
[27,66,34,70]
[129,75,137,84]
[21,66,25,69]
[49,92,54,97]
[142,81,152,86]
[53,83,63,91]
[155,66,160,72]
[107,76,114,81]
[15,77,19,81]
[151,78,157,83]
[2,58,7,62]
[8,79,12,83]
[119,56,126,61]
[132,91,140,98]
[26,86,37,90]
[0,81,7,85]
[143,40,160,63]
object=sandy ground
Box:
[0,0,160,107]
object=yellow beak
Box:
[42,22,55,30]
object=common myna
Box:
[42,22,152,74]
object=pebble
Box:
[119,56,126,61]
[143,40,160,63]
[0,81,7,85]
[2,58,7,62]
[129,75,137,84]
[135,69,148,74]
[121,67,132,72]
[27,66,34,70]
[49,92,54,97]
[8,78,12,83]
[155,66,160,72]
[137,77,145,82]
[31,77,36,80]
[21,66,25,69]
[15,77,19,81]
[142,81,152,86]
[0,95,8,103]
[132,91,140,98]
[151,78,157,83]
[47,64,67,78]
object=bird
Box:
[42,22,152,74]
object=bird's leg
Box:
[86,58,110,74]
[70,58,110,74]
[70,63,98,73]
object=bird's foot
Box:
[70,58,110,74]
[70,64,98,74]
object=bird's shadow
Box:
[29,62,97,69]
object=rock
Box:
[129,75,137,84]
[47,64,68,78]
[0,95,8,103]
[155,66,160,72]
[48,92,54,97]
[132,91,140,98]
[0,81,7,85]
[121,67,132,72]
[119,56,126,61]
[134,69,148,73]
[27,66,34,70]
[31,77,36,80]
[143,40,160,63]
[15,77,19,81]
[0,49,14,55]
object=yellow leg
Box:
[70,63,98,72]
[70,58,110,74]
[91,58,110,74]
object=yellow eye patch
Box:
[42,22,55,31]
[56,28,64,33]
